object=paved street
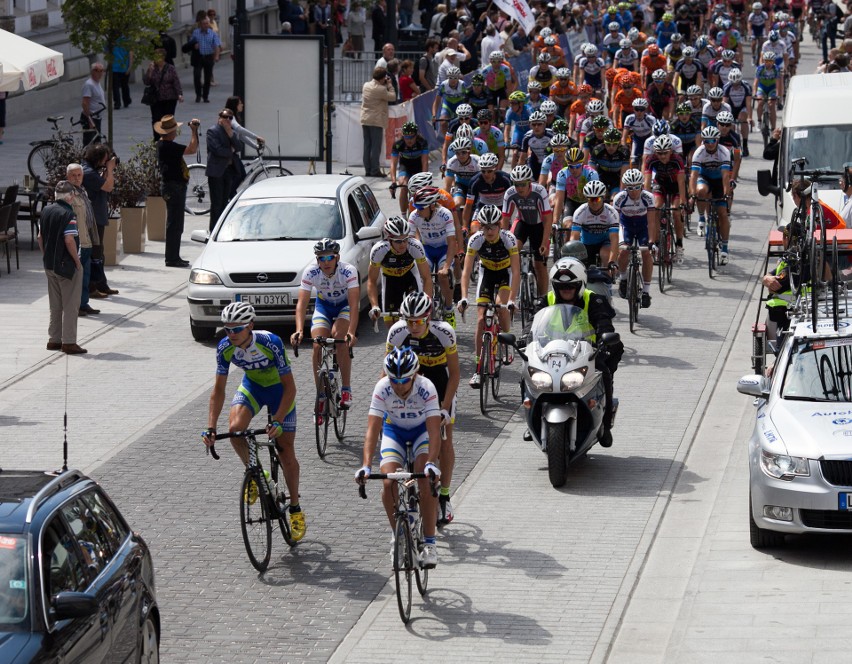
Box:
[2,34,850,664]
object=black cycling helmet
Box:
[402,121,417,136]
[560,240,589,261]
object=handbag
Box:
[141,84,158,106]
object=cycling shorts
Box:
[731,1,745,14]
[312,298,350,332]
[697,177,728,205]
[630,135,650,163]
[652,180,681,197]
[232,379,297,428]
[439,100,463,119]
[730,103,748,118]
[451,183,471,200]
[382,272,419,313]
[751,25,765,39]
[563,197,584,219]
[487,87,508,106]
[511,220,548,263]
[510,130,526,150]
[424,243,449,270]
[791,6,803,19]
[619,218,650,247]
[396,160,422,179]
[380,421,430,467]
[583,240,611,261]
[755,84,777,99]
[421,367,457,422]
[476,267,511,303]
[598,172,623,196]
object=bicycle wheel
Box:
[27,142,53,188]
[478,336,490,416]
[665,227,675,284]
[706,221,716,279]
[491,342,502,400]
[411,490,428,595]
[239,470,272,572]
[432,276,445,322]
[627,263,638,333]
[332,371,347,441]
[315,374,331,459]
[249,164,294,184]
[186,163,211,216]
[519,277,531,329]
[657,226,667,294]
[269,454,295,547]
[393,512,414,624]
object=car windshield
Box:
[0,535,29,628]
[781,338,852,401]
[216,198,343,241]
[529,304,589,350]
[785,125,852,190]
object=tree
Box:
[62,0,173,146]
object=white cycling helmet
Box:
[476,204,503,225]
[716,110,735,124]
[586,99,605,114]
[511,164,534,182]
[478,152,499,169]
[384,215,412,238]
[400,291,433,319]
[619,38,632,49]
[582,43,598,57]
[583,179,607,199]
[686,84,703,96]
[529,110,548,123]
[450,136,473,152]
[455,123,474,139]
[622,168,643,187]
[407,171,433,194]
[221,302,256,325]
[654,135,674,151]
[455,103,473,118]
[489,50,504,62]
[701,125,721,140]
[541,99,558,114]
[708,87,724,100]
[727,68,743,83]
[652,68,667,82]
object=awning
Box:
[0,29,64,92]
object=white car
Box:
[738,315,852,548]
[187,175,384,340]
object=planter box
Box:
[121,207,145,253]
[103,220,121,266]
[146,196,167,241]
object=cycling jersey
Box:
[642,134,684,160]
[716,28,741,50]
[446,117,479,137]
[754,64,780,97]
[614,47,640,69]
[505,103,532,146]
[556,165,600,203]
[467,228,518,271]
[299,260,359,305]
[664,44,684,68]
[579,115,613,138]
[674,58,706,90]
[696,46,717,69]
[408,188,456,215]
[437,79,469,111]
[701,100,733,125]
[590,144,631,185]
[474,125,506,154]
[392,136,429,172]
[646,83,677,117]
[387,320,457,401]
[447,137,488,159]
[748,10,769,35]
[612,189,653,245]
[672,117,700,148]
[576,56,606,87]
[503,183,551,225]
[482,63,512,91]
[710,60,741,85]
[446,153,481,189]
[466,170,513,210]
[691,144,733,179]
[540,153,569,185]
[408,205,455,248]
[624,112,657,139]
[370,238,428,279]
[216,330,292,388]
[645,152,686,193]
[571,203,620,244]
[761,39,787,66]
[722,81,752,111]
[549,79,577,106]
[655,20,677,48]
[529,64,557,90]
[604,31,626,59]
[370,374,440,429]
[521,129,554,164]
[719,131,742,157]
[466,86,490,114]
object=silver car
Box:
[187,175,384,340]
[738,317,852,548]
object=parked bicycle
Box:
[28,114,106,187]
[207,428,294,572]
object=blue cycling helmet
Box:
[653,119,670,136]
[384,346,420,379]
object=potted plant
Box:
[110,157,148,254]
[135,140,167,241]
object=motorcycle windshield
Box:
[529,304,590,350]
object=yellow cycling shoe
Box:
[289,510,307,542]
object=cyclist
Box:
[550,68,578,116]
[567,84,595,139]
[644,135,688,262]
[671,102,701,165]
[447,124,488,160]
[761,29,788,74]
[390,121,430,215]
[715,111,743,184]
[526,80,545,112]
[291,238,359,413]
[722,69,753,157]
[645,68,677,120]
[748,2,770,62]
[466,72,491,117]
[655,12,678,48]
[663,32,686,74]
[441,104,479,166]
[540,99,560,129]
[573,43,606,98]
[614,38,640,71]
[387,292,460,525]
[505,91,532,169]
[695,36,718,70]
[613,169,654,307]
[433,66,468,135]
[474,109,506,169]
[673,47,706,97]
[604,21,628,64]
[553,148,600,240]
[409,186,459,327]
[611,72,645,129]
[641,120,684,168]
[622,97,657,167]
[503,164,553,295]
[701,87,733,129]
[640,43,668,88]
[529,52,558,92]
[542,34,568,68]
[583,116,615,161]
[519,110,554,180]
[202,302,306,541]
[753,51,782,133]
[356,346,441,568]
[482,50,517,119]
[407,171,460,234]
[570,179,620,267]
[541,134,573,195]
[458,205,520,388]
[685,84,707,124]
[590,128,631,200]
[577,99,608,146]
[690,125,733,262]
[368,216,433,328]
[465,152,513,231]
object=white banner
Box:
[332,101,415,168]
[492,0,536,36]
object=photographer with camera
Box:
[360,66,397,177]
[154,114,200,267]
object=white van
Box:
[757,72,852,224]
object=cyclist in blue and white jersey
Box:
[722,69,753,157]
[447,123,488,159]
[690,125,732,263]
[612,169,654,308]
[573,43,606,96]
[445,137,481,208]
[641,120,683,168]
[203,302,306,541]
[752,51,783,132]
[356,346,442,568]
[465,152,513,230]
[503,164,553,297]
[614,38,640,70]
[700,87,732,129]
[569,179,620,266]
[526,80,545,112]
[291,238,359,411]
[519,110,554,180]
[709,50,741,89]
[433,67,468,135]
[622,97,657,166]
[747,3,769,56]
[504,91,532,168]
[695,37,717,70]
[603,22,627,63]
[761,30,788,72]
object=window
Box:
[362,186,381,220]
[41,518,88,601]
[82,491,128,560]
[347,193,365,232]
[0,535,28,627]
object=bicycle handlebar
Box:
[372,311,400,333]
[357,471,439,499]
[204,428,268,461]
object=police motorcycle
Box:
[500,304,620,487]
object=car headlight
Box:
[190,269,223,285]
[760,450,810,480]
[560,368,587,391]
[528,368,553,391]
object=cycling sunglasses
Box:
[587,196,603,202]
[389,375,414,384]
[317,254,336,262]
[225,325,249,334]
[624,184,642,191]
[406,317,429,326]
[391,237,410,244]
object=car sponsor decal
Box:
[763,429,777,443]
[0,536,17,549]
[833,418,852,426]
[833,430,852,437]
[812,410,852,417]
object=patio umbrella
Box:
[0,29,64,92]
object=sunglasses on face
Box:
[718,122,732,127]
[656,149,671,155]
[391,237,409,245]
[625,184,642,191]
[481,222,500,229]
[587,196,603,202]
[317,254,336,262]
[530,122,545,127]
[220,113,234,119]
[704,139,718,144]
[225,325,249,334]
[389,376,414,385]
[514,181,531,187]
[553,147,568,152]
[481,168,496,174]
[406,317,429,326]
[568,163,584,169]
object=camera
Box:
[190,119,201,128]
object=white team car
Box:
[738,315,852,548]
[187,175,384,340]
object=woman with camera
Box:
[154,114,200,267]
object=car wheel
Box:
[190,319,216,342]
[749,491,785,549]
[140,615,159,664]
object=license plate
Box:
[838,493,852,510]
[237,293,289,306]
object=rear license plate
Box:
[237,293,289,306]
[838,493,852,510]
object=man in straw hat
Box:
[155,114,200,267]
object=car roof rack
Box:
[25,469,86,524]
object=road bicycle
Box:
[358,445,438,624]
[430,259,454,325]
[294,337,350,459]
[694,196,727,278]
[625,236,643,333]
[657,205,678,293]
[517,247,539,331]
[28,115,106,187]
[207,428,294,572]
[185,143,293,216]
[474,302,512,415]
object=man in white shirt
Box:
[480,24,505,67]
[376,42,395,69]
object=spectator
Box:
[66,164,100,317]
[347,1,367,56]
[80,62,107,145]
[377,43,395,68]
[417,37,440,90]
[191,15,221,103]
[143,48,183,141]
[207,9,221,86]
[155,115,200,267]
[206,108,245,231]
[81,143,118,299]
[399,60,421,101]
[39,181,86,355]
[281,21,293,34]
[399,0,414,28]
[155,30,177,65]
[386,58,402,104]
[480,23,505,67]
[430,4,448,36]
[110,38,133,110]
[372,0,387,52]
[313,0,332,37]
[224,95,266,194]
[361,66,396,177]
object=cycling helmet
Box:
[560,240,588,261]
[753,1,762,8]
[400,291,433,319]
[716,110,735,124]
[608,5,618,14]
[582,43,599,57]
[384,215,411,238]
[413,186,441,207]
[695,36,708,49]
[313,238,340,254]
[652,68,667,82]
[541,99,558,115]
[566,146,584,164]
[407,171,433,194]
[455,103,473,118]
[556,67,571,78]
[540,27,553,38]
[628,27,639,40]
[586,99,605,114]
[620,38,632,49]
[653,120,670,136]
[471,72,485,84]
[552,118,569,134]
[578,83,593,95]
[632,97,649,110]
[550,257,587,297]
[593,115,611,128]
[645,36,658,46]
[768,29,779,41]
[676,102,692,114]
[544,35,557,46]
[221,301,255,325]
[670,32,683,42]
[538,51,552,63]
[476,204,503,226]
[714,16,726,27]
[583,179,607,199]
[608,21,621,31]
[648,44,660,56]
[603,127,621,143]
[701,125,721,140]
[721,49,736,60]
[511,164,534,182]
[762,50,775,62]
[478,152,499,169]
[662,11,674,20]
[446,66,462,79]
[489,50,504,62]
[622,168,643,186]
[550,133,572,148]
[682,46,696,58]
[708,86,724,100]
[677,3,689,13]
[401,121,418,136]
[527,80,543,91]
[686,84,703,96]
[529,110,548,123]
[384,346,420,380]
[477,108,493,122]
[654,135,674,151]
[727,68,743,83]
[509,90,527,103]
[450,136,472,152]
[722,18,732,29]
[455,123,474,139]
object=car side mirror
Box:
[757,170,780,198]
[599,332,621,347]
[737,374,769,399]
[356,226,381,242]
[51,592,98,621]
[190,229,210,244]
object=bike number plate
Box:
[237,293,290,306]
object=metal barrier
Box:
[338,50,421,96]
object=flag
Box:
[493,0,536,35]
